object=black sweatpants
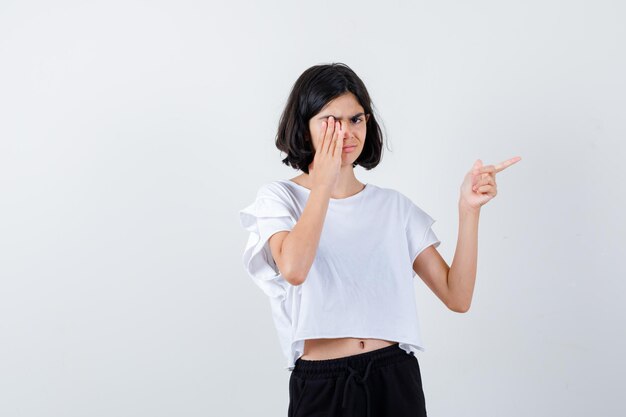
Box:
[288,342,427,417]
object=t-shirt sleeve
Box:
[405,199,441,277]
[238,186,298,299]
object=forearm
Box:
[281,186,331,284]
[447,202,480,311]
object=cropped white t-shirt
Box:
[238,179,441,371]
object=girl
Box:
[239,63,520,417]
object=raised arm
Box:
[269,116,346,286]
[414,156,521,313]
[269,186,331,286]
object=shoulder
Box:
[255,180,294,201]
[368,183,412,207]
[239,181,298,227]
[373,185,434,223]
[250,180,302,216]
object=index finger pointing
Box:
[495,156,522,173]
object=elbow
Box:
[281,266,307,286]
[284,274,305,286]
[455,305,470,313]
[446,284,471,313]
[276,256,305,286]
[447,300,471,314]
[276,248,309,286]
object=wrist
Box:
[458,200,480,215]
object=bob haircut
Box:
[276,63,384,174]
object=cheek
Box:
[308,127,318,150]
[354,129,366,142]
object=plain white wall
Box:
[1,0,624,416]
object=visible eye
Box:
[351,117,363,124]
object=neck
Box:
[298,166,363,199]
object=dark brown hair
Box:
[276,63,385,174]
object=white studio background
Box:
[0,1,624,416]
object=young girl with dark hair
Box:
[239,62,521,417]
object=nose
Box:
[340,121,352,138]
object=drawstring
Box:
[342,358,375,417]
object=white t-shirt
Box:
[238,179,441,371]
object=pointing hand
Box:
[459,156,522,211]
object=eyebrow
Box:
[317,112,366,120]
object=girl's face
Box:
[308,92,370,163]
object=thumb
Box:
[472,159,482,172]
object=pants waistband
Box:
[292,342,413,379]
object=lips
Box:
[342,144,357,148]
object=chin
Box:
[342,148,362,158]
